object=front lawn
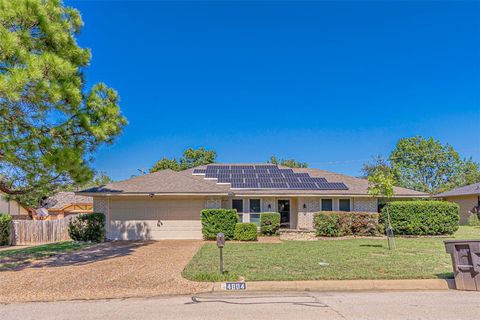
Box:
[0,241,92,269]
[182,226,480,282]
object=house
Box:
[0,191,29,216]
[41,192,93,220]
[433,182,480,224]
[78,164,427,240]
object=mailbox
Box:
[216,233,225,248]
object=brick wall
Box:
[353,198,378,212]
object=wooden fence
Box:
[10,219,71,245]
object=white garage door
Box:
[108,199,203,240]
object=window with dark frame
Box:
[339,199,351,212]
[232,199,243,213]
[249,199,261,213]
[321,199,333,211]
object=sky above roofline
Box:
[67,1,480,181]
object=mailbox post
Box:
[216,233,225,274]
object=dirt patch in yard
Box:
[0,240,211,303]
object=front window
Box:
[339,199,351,212]
[321,199,333,211]
[232,199,243,213]
[250,213,261,225]
[249,199,261,213]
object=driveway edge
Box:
[211,279,456,292]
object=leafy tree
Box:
[150,148,216,172]
[268,155,308,168]
[150,157,181,172]
[0,0,127,207]
[367,168,396,249]
[363,136,480,194]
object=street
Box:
[1,291,479,320]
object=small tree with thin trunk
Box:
[367,170,396,250]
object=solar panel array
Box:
[192,165,348,190]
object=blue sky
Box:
[69,1,480,181]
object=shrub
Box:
[0,214,12,246]
[234,223,258,241]
[315,212,381,237]
[68,213,106,242]
[381,201,459,235]
[260,212,281,235]
[314,213,340,237]
[467,213,480,227]
[201,209,239,240]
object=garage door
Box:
[108,199,203,240]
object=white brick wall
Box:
[353,198,378,212]
[297,197,320,230]
[93,197,108,214]
[262,198,276,212]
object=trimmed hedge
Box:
[315,212,381,237]
[68,213,106,242]
[260,212,281,235]
[234,223,258,241]
[0,214,12,246]
[201,209,239,240]
[381,201,459,235]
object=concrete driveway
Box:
[0,240,211,303]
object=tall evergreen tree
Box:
[0,0,127,206]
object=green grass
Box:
[182,226,480,282]
[0,241,92,269]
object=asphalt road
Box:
[1,291,479,320]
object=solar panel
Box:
[200,164,348,190]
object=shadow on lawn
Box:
[359,244,384,248]
[0,241,152,271]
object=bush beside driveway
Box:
[0,240,210,303]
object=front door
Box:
[278,200,290,229]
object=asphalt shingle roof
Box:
[79,165,427,197]
[434,182,480,198]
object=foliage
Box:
[467,213,480,227]
[183,226,478,282]
[363,137,480,194]
[314,213,340,237]
[260,212,281,235]
[268,155,308,168]
[367,168,395,199]
[68,213,106,242]
[151,147,216,172]
[234,223,257,241]
[200,209,239,240]
[315,212,381,237]
[0,214,12,245]
[381,201,459,235]
[0,0,127,207]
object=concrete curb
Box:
[211,279,456,292]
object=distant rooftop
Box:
[434,183,480,198]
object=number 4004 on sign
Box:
[222,282,246,290]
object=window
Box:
[249,199,261,213]
[250,214,261,225]
[339,199,351,212]
[321,199,333,211]
[232,199,243,213]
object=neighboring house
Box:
[433,183,480,224]
[0,191,29,216]
[41,192,93,220]
[78,164,427,240]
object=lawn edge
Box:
[209,279,456,292]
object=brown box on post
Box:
[444,240,480,291]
